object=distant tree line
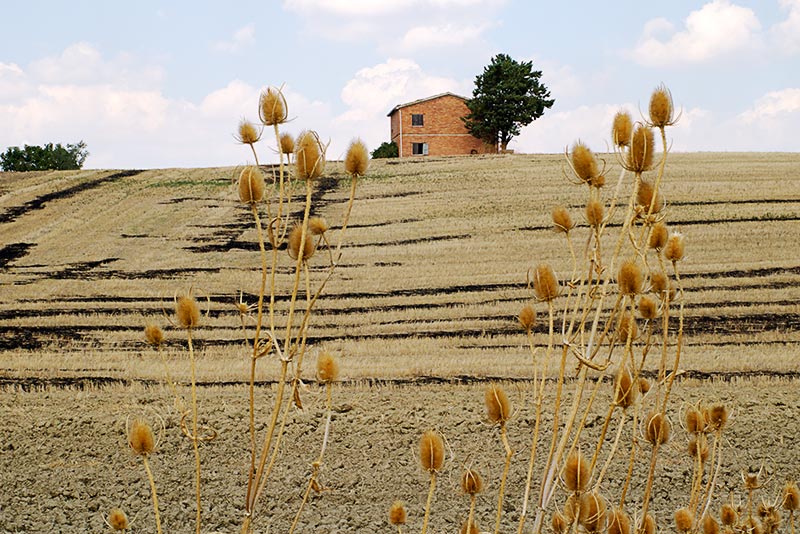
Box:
[0,141,89,172]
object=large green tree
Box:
[463,54,554,152]
[0,141,89,172]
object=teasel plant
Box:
[127,417,163,534]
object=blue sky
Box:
[1,0,798,168]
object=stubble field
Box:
[1,152,800,532]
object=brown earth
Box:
[1,377,797,533]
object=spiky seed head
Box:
[238,166,266,204]
[649,222,669,251]
[570,141,598,183]
[618,259,643,296]
[688,436,710,463]
[552,510,568,534]
[485,384,511,424]
[745,472,761,491]
[258,86,288,126]
[128,418,155,456]
[612,111,633,148]
[586,199,604,229]
[144,324,164,348]
[461,520,480,534]
[564,450,590,492]
[608,508,632,534]
[650,272,669,296]
[615,367,636,409]
[552,205,575,234]
[316,350,339,384]
[533,264,560,302]
[295,130,326,181]
[579,491,607,533]
[761,506,781,534]
[344,138,369,177]
[591,174,606,189]
[746,517,765,534]
[721,503,738,526]
[703,514,720,534]
[649,84,675,129]
[644,411,671,445]
[419,430,444,473]
[279,132,295,155]
[664,232,685,262]
[288,224,315,262]
[461,468,483,495]
[686,407,705,433]
[641,513,656,534]
[176,294,201,329]
[675,508,695,533]
[563,494,579,525]
[627,125,655,173]
[706,403,728,431]
[638,295,658,320]
[236,119,261,145]
[108,508,129,531]
[638,377,651,394]
[616,312,638,342]
[389,501,407,525]
[782,481,800,511]
[308,216,329,235]
[519,304,536,333]
[637,180,664,214]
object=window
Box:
[412,142,429,155]
[411,114,424,126]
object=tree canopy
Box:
[463,54,554,152]
[0,141,89,172]
[371,141,398,159]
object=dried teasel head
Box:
[637,180,664,215]
[238,166,266,205]
[295,130,326,181]
[615,366,637,409]
[760,505,781,534]
[485,384,511,425]
[388,500,407,525]
[675,508,695,533]
[688,435,710,463]
[640,513,656,534]
[782,481,800,511]
[533,264,560,302]
[685,406,706,434]
[638,295,658,320]
[703,514,720,534]
[288,224,315,262]
[618,259,643,296]
[579,491,607,533]
[279,132,295,155]
[258,86,288,126]
[607,507,632,534]
[308,216,329,236]
[705,403,728,432]
[316,350,339,384]
[616,312,638,342]
[419,430,444,473]
[650,272,669,297]
[664,232,686,262]
[720,503,738,526]
[144,323,164,348]
[236,118,261,145]
[570,141,598,184]
[744,471,762,491]
[519,304,536,333]
[644,411,671,445]
[552,205,575,234]
[176,294,201,329]
[563,494,579,525]
[107,507,129,531]
[649,84,676,129]
[552,510,568,534]
[612,111,633,148]
[564,449,590,493]
[344,138,369,177]
[591,174,606,189]
[461,468,483,495]
[128,418,155,456]
[461,520,480,534]
[649,221,669,251]
[746,516,765,534]
[626,124,655,173]
[638,377,651,395]
[586,199,604,229]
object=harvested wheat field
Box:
[2,152,800,533]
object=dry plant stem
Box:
[249,143,260,166]
[594,409,627,489]
[142,456,163,534]
[495,423,514,534]
[638,440,663,532]
[186,331,202,534]
[155,346,181,409]
[334,175,359,263]
[618,408,639,507]
[468,494,477,534]
[699,432,723,518]
[422,473,437,534]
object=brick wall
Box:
[389,94,489,157]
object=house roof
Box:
[386,92,468,116]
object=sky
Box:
[0,0,798,168]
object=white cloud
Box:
[630,1,762,66]
[739,88,800,122]
[212,24,256,53]
[771,0,800,53]
[400,23,489,50]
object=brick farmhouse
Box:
[387,92,489,157]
